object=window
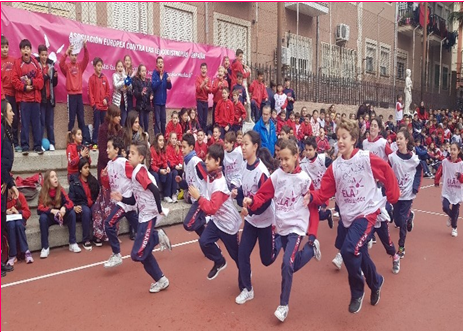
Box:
[442,66,449,90]
[379,44,391,77]
[434,64,440,87]
[444,8,451,29]
[214,13,251,62]
[365,39,377,74]
[12,2,76,20]
[160,3,197,42]
[397,49,408,80]
[108,3,148,34]
[287,33,312,73]
[436,4,443,18]
[341,47,356,79]
[321,42,356,78]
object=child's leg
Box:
[30,103,42,151]
[442,197,452,217]
[20,102,31,151]
[238,220,259,291]
[340,217,382,300]
[15,220,29,253]
[257,224,281,266]
[7,221,18,258]
[45,102,55,145]
[183,200,206,236]
[64,210,77,245]
[104,206,125,254]
[141,110,149,133]
[124,211,140,239]
[40,103,46,140]
[199,221,223,265]
[92,109,101,145]
[170,169,178,196]
[160,105,167,136]
[218,228,243,290]
[39,213,54,249]
[280,234,304,306]
[80,205,92,243]
[68,95,77,131]
[335,219,347,251]
[451,203,461,229]
[130,219,164,282]
[120,103,127,128]
[293,236,317,273]
[374,222,396,256]
[153,104,162,135]
[393,200,412,248]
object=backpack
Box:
[15,173,43,201]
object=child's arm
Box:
[135,168,163,213]
[11,61,27,92]
[245,177,275,211]
[150,148,161,173]
[434,163,443,186]
[52,67,58,87]
[17,193,31,221]
[370,154,400,204]
[67,145,80,168]
[310,166,336,206]
[239,102,246,121]
[61,189,75,214]
[247,173,273,215]
[412,164,423,194]
[151,72,162,91]
[133,78,142,98]
[79,46,90,72]
[193,188,230,215]
[113,73,125,91]
[104,77,111,105]
[59,50,68,76]
[88,76,96,108]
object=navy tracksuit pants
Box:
[40,101,55,145]
[442,198,461,229]
[374,221,396,256]
[20,102,42,151]
[104,206,139,254]
[7,219,29,257]
[183,200,206,236]
[39,210,77,249]
[75,205,92,243]
[92,109,106,145]
[153,104,167,136]
[393,200,413,248]
[196,100,208,132]
[68,94,91,144]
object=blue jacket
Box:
[151,70,172,105]
[253,118,277,156]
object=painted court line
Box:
[412,208,463,219]
[1,238,200,289]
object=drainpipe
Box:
[297,3,299,36]
[412,25,420,82]
[329,2,332,76]
[439,37,447,93]
[205,3,209,44]
[426,31,433,92]
[256,2,259,64]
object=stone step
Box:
[25,201,190,252]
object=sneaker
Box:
[93,238,103,247]
[158,229,172,252]
[207,258,227,280]
[371,276,384,306]
[164,196,173,203]
[327,214,334,229]
[348,293,364,313]
[15,146,22,152]
[451,228,458,237]
[312,239,322,261]
[83,241,93,251]
[149,276,170,293]
[171,194,178,203]
[368,238,373,249]
[332,253,343,270]
[49,144,55,151]
[1,262,13,273]
[446,218,451,227]
[333,211,339,218]
[407,211,415,232]
[92,144,98,151]
[22,150,29,156]
[235,288,254,305]
[69,243,81,253]
[6,257,16,267]
[104,253,123,268]
[397,247,405,259]
[35,148,44,155]
[40,247,50,259]
[372,234,377,244]
[274,305,289,322]
[392,255,400,274]
[41,146,46,152]
[25,251,34,264]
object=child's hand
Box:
[167,76,171,83]
[231,188,238,199]
[103,99,107,106]
[83,39,87,48]
[66,45,73,55]
[101,168,108,177]
[26,86,33,92]
[60,206,66,216]
[175,176,182,183]
[54,71,58,78]
[150,95,154,101]
[176,165,182,170]
[166,167,171,173]
[303,192,311,206]
[74,205,82,214]
[242,197,252,208]
[110,191,123,202]
[160,169,167,175]
[240,207,248,217]
[188,185,200,200]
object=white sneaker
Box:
[274,305,289,322]
[40,247,50,259]
[368,238,373,249]
[49,144,55,151]
[447,218,451,227]
[158,229,172,251]
[41,146,46,152]
[104,253,123,268]
[171,194,178,203]
[312,239,322,261]
[332,252,343,270]
[235,288,254,305]
[451,228,458,237]
[164,196,173,203]
[333,211,339,218]
[69,243,82,253]
[149,276,170,293]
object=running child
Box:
[363,117,393,161]
[223,131,243,190]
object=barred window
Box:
[341,47,356,79]
[108,3,148,34]
[214,13,251,62]
[160,3,197,43]
[12,2,76,19]
[379,45,391,77]
[287,33,312,73]
[365,40,377,74]
[396,49,408,80]
[442,66,449,90]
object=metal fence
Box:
[249,62,457,110]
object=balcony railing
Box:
[398,4,449,39]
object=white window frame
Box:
[396,48,408,80]
[160,2,197,42]
[107,3,151,34]
[287,33,313,74]
[365,38,377,75]
[379,43,391,77]
[213,12,251,63]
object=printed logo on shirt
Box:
[275,189,299,212]
[397,173,412,189]
[70,66,79,76]
[447,177,461,189]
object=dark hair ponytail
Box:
[257,147,279,173]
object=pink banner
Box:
[1,6,235,108]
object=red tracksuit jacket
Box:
[215,99,234,128]
[88,72,111,111]
[11,56,44,103]
[59,48,89,95]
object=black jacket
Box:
[36,57,58,106]
[2,123,15,212]
[133,76,153,112]
[68,173,99,207]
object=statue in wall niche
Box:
[404,69,412,115]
